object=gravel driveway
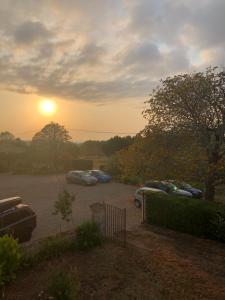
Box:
[0,174,141,240]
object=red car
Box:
[0,197,36,243]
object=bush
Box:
[75,221,103,250]
[48,268,80,300]
[145,192,224,241]
[120,175,141,185]
[37,235,72,260]
[21,235,73,268]
[0,235,22,286]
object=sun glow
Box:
[39,99,57,116]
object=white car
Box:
[134,187,167,208]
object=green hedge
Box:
[145,192,225,242]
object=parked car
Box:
[134,187,167,208]
[168,181,203,199]
[66,170,98,185]
[144,181,192,197]
[0,197,36,243]
[89,170,112,183]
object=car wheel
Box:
[134,199,141,208]
[18,229,32,243]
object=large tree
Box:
[32,122,72,169]
[143,67,225,201]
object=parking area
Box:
[0,174,140,240]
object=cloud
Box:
[13,21,52,45]
[0,0,224,103]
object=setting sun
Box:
[39,99,57,116]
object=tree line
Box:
[0,124,134,174]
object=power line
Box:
[15,127,138,136]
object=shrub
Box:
[37,235,72,260]
[75,221,103,250]
[145,192,223,240]
[120,175,141,185]
[211,209,225,242]
[47,268,80,300]
[0,235,22,286]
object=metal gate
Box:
[90,202,126,247]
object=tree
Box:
[0,132,15,141]
[32,122,71,170]
[102,136,134,156]
[53,189,75,223]
[143,67,225,201]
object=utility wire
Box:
[15,128,138,136]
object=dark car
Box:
[169,181,203,199]
[144,180,192,197]
[89,170,112,183]
[0,197,36,243]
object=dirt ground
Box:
[3,225,225,300]
[0,174,140,240]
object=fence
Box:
[90,202,126,247]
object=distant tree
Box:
[79,140,104,157]
[0,131,15,141]
[32,122,72,170]
[102,136,134,156]
[143,67,225,201]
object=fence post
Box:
[141,191,145,224]
[124,208,126,248]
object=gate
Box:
[90,203,126,247]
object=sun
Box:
[39,99,57,116]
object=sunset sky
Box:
[0,0,224,141]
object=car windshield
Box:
[164,182,177,191]
[181,182,192,189]
[94,170,105,176]
[73,171,89,176]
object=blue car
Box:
[170,181,203,199]
[89,170,112,183]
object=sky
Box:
[0,0,224,141]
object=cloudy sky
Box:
[0,0,224,141]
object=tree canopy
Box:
[143,67,225,201]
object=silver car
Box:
[134,187,167,208]
[66,171,98,186]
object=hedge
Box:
[145,192,225,242]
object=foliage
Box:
[47,268,80,300]
[120,175,141,185]
[37,235,73,260]
[102,135,134,156]
[110,132,205,185]
[32,122,73,171]
[211,209,225,242]
[53,189,75,223]
[145,191,225,241]
[0,235,22,286]
[21,235,74,269]
[143,67,225,201]
[78,136,134,157]
[72,159,93,170]
[75,221,103,250]
[53,189,75,222]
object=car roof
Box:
[137,187,165,193]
